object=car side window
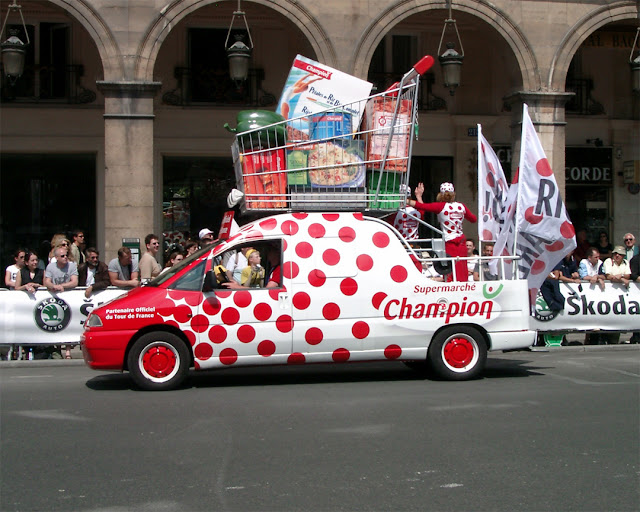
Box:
[168,260,206,291]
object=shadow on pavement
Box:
[85,357,545,391]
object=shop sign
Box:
[565,147,612,185]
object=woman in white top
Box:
[4,248,26,289]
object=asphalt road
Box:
[1,348,639,512]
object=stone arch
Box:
[352,0,539,90]
[548,1,638,90]
[43,0,122,79]
[136,0,335,82]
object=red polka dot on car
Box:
[258,340,276,356]
[237,324,256,343]
[305,327,323,345]
[194,342,213,360]
[208,325,227,344]
[219,348,238,365]
[332,348,350,362]
[221,307,240,325]
[322,303,340,320]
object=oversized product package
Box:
[276,55,373,141]
[364,97,413,172]
[307,139,365,189]
[241,149,287,209]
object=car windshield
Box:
[145,242,218,286]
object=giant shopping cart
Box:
[229,55,435,215]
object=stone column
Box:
[96,81,161,260]
[506,91,574,197]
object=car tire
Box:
[427,326,487,381]
[128,332,190,391]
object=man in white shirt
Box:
[602,246,631,287]
[578,247,605,290]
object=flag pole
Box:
[477,123,482,248]
[512,103,528,277]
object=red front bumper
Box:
[82,329,137,370]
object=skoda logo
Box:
[533,292,559,322]
[34,297,71,332]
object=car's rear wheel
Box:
[428,326,486,380]
[128,332,190,391]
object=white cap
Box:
[440,182,455,193]
[199,228,214,240]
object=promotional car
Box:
[81,212,536,390]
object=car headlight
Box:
[86,314,103,329]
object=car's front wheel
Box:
[428,326,486,380]
[128,332,190,391]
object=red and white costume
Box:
[413,200,477,281]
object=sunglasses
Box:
[624,238,633,242]
[59,254,68,259]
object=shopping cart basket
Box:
[230,55,434,214]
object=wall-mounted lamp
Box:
[224,0,253,85]
[630,26,640,93]
[437,0,464,96]
[0,0,31,82]
[586,138,603,147]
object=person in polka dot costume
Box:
[407,182,477,282]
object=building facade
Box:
[1,0,639,267]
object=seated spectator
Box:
[578,247,605,290]
[225,246,253,283]
[44,247,78,292]
[139,233,162,281]
[160,251,184,274]
[15,251,44,294]
[240,249,265,287]
[622,233,638,262]
[108,247,140,288]
[78,248,111,298]
[602,246,631,287]
[473,242,499,281]
[421,253,444,282]
[4,248,26,289]
[555,251,580,284]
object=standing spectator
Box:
[70,229,87,265]
[556,250,580,284]
[578,247,605,290]
[50,238,75,264]
[574,229,591,262]
[48,234,67,262]
[160,251,184,274]
[108,247,140,288]
[199,228,215,246]
[602,246,631,287]
[184,240,198,257]
[622,233,638,262]
[139,233,162,280]
[465,239,477,282]
[44,247,78,292]
[473,242,499,281]
[4,248,26,288]
[78,248,111,298]
[595,231,613,261]
[14,251,44,293]
[407,182,477,282]
[629,253,640,344]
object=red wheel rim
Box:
[443,336,475,369]
[141,343,178,380]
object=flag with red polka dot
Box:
[477,124,510,242]
[514,104,577,301]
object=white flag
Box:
[477,124,510,242]
[514,104,576,300]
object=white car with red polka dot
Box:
[82,212,535,390]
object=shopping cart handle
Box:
[413,55,434,76]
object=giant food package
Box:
[241,149,287,209]
[365,97,413,172]
[276,55,373,141]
